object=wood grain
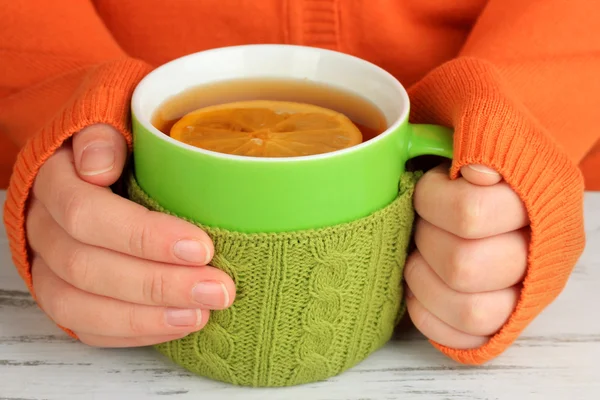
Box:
[1,191,599,400]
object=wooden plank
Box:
[1,191,599,399]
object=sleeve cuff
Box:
[2,58,153,338]
[407,57,586,364]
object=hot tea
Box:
[151,78,388,157]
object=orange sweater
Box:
[1,0,596,364]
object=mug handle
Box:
[407,123,454,160]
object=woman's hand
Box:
[26,124,236,347]
[406,164,529,349]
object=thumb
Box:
[72,123,128,187]
[459,164,503,186]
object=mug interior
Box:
[131,44,410,161]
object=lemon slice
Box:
[169,100,363,157]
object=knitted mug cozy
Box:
[127,172,419,387]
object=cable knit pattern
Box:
[128,172,419,387]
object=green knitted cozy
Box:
[127,172,419,387]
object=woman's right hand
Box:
[26,124,236,347]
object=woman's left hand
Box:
[405,163,529,349]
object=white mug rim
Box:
[131,44,410,163]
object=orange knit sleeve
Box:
[1,1,153,297]
[407,0,595,364]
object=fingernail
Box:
[80,143,115,176]
[405,286,414,299]
[173,240,211,264]
[468,164,500,175]
[192,281,229,308]
[165,308,202,327]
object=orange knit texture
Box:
[1,0,596,365]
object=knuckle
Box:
[45,290,71,327]
[30,257,42,286]
[460,295,492,335]
[63,247,89,284]
[127,211,153,258]
[413,218,427,243]
[454,189,483,238]
[407,300,432,333]
[144,271,168,305]
[403,253,420,283]
[413,176,431,214]
[34,162,50,187]
[25,213,37,237]
[32,149,69,198]
[61,189,89,239]
[446,244,478,292]
[31,259,68,326]
[126,306,147,336]
[35,151,59,182]
[25,200,45,244]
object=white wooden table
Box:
[1,190,599,400]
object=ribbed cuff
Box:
[3,58,153,338]
[407,57,586,364]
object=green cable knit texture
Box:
[128,172,419,387]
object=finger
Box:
[460,164,503,186]
[76,332,189,348]
[26,199,235,309]
[32,257,210,337]
[404,250,520,336]
[32,149,214,265]
[415,218,529,293]
[406,291,489,349]
[72,124,128,187]
[414,164,529,239]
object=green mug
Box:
[130,45,455,387]
[131,44,453,233]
